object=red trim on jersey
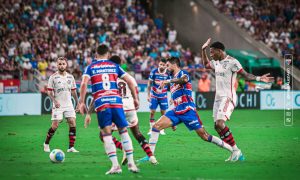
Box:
[47,88,54,91]
[194,110,203,126]
[71,88,76,90]
[91,74,118,83]
[152,86,167,93]
[225,115,230,121]
[237,68,244,74]
[186,82,192,90]
[95,104,123,112]
[174,107,193,114]
[124,109,136,112]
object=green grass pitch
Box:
[0,110,299,179]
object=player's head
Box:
[96,44,109,59]
[110,55,121,65]
[56,57,67,73]
[158,58,167,72]
[210,41,225,60]
[166,57,180,74]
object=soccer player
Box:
[145,57,240,162]
[78,45,139,175]
[147,58,169,135]
[85,55,158,165]
[43,57,79,153]
[201,38,274,161]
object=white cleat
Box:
[128,163,140,173]
[225,154,232,162]
[43,143,50,152]
[105,166,122,175]
[147,130,152,135]
[67,147,79,153]
[230,149,241,162]
[160,129,166,135]
[149,156,159,165]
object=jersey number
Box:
[118,82,126,97]
[102,74,111,90]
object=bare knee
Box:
[51,121,59,129]
[68,118,76,127]
[215,120,225,131]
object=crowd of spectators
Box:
[0,0,204,82]
[212,0,300,69]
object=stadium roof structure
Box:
[226,49,281,74]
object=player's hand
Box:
[172,126,177,131]
[159,80,168,89]
[202,38,211,50]
[260,73,274,83]
[84,114,91,128]
[75,103,80,112]
[78,102,87,115]
[134,98,140,110]
[147,95,151,102]
[54,100,60,108]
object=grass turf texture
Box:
[0,110,299,180]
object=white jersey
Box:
[47,72,76,110]
[117,75,137,111]
[210,55,243,105]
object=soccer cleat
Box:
[128,163,139,173]
[43,143,50,152]
[160,129,166,135]
[137,156,149,163]
[230,149,242,162]
[225,154,232,162]
[67,147,79,153]
[238,153,245,161]
[149,156,159,165]
[147,130,151,135]
[105,166,122,175]
[121,151,128,165]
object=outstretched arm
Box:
[239,70,274,83]
[201,38,212,68]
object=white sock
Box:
[119,130,135,165]
[149,128,160,154]
[232,144,239,151]
[209,135,233,152]
[150,122,155,129]
[103,135,119,167]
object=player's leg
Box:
[98,109,121,175]
[113,108,139,173]
[99,125,123,151]
[148,97,158,134]
[125,110,158,164]
[66,116,79,152]
[149,111,177,154]
[158,98,168,135]
[44,110,63,152]
[44,120,60,152]
[214,98,243,161]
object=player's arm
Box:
[122,74,140,109]
[159,74,189,89]
[84,98,95,128]
[239,69,274,83]
[201,38,212,68]
[47,89,60,108]
[147,80,152,102]
[79,76,89,114]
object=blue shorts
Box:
[149,97,168,111]
[165,109,203,131]
[97,108,128,129]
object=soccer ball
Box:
[49,149,65,163]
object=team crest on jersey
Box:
[67,80,71,84]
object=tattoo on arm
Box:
[170,75,189,85]
[239,70,256,81]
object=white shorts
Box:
[122,97,135,111]
[111,110,138,130]
[213,97,235,122]
[51,108,76,121]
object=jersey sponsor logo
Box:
[215,72,225,77]
[101,97,117,102]
[56,87,69,93]
[91,64,116,69]
[67,80,71,84]
[188,120,198,125]
[92,69,116,74]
